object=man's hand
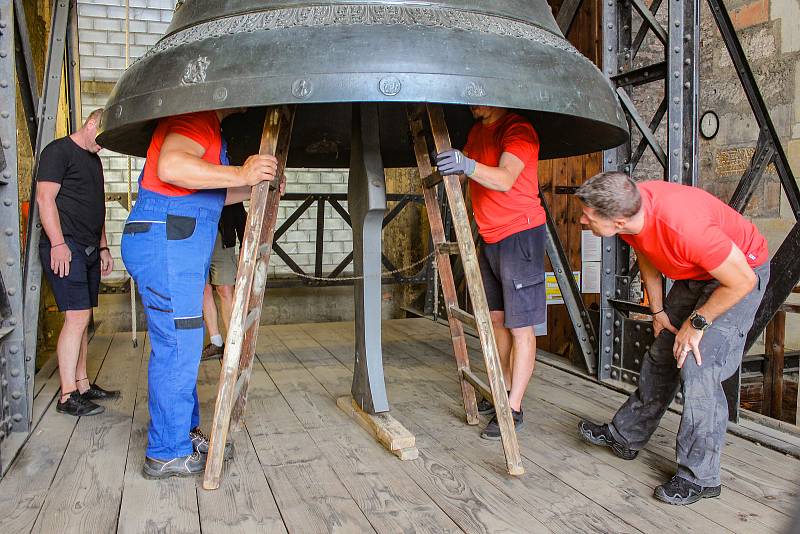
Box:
[51,243,71,278]
[653,310,678,337]
[100,249,114,276]
[673,321,703,368]
[435,149,477,177]
[238,154,279,186]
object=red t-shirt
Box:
[621,181,768,280]
[141,111,223,196]
[464,112,545,243]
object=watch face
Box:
[691,314,707,329]
[700,111,719,140]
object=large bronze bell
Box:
[98,1,628,422]
[97,0,627,164]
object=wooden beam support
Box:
[337,396,418,460]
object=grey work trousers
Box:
[609,263,769,487]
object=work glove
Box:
[435,149,477,177]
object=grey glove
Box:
[435,149,477,177]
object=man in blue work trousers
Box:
[122,109,278,479]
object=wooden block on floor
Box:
[337,396,417,460]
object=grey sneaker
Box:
[480,408,523,440]
[201,343,224,361]
[190,427,235,460]
[56,391,104,417]
[142,451,206,479]
[654,475,721,505]
[577,420,639,460]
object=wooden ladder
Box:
[408,103,524,476]
[203,106,295,490]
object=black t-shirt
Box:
[36,137,105,247]
[219,203,246,249]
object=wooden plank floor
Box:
[1,318,797,534]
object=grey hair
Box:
[575,171,642,219]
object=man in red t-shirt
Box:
[574,171,769,506]
[122,109,278,479]
[435,106,546,440]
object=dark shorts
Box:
[478,225,546,329]
[39,238,100,311]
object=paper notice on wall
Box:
[581,230,602,262]
[546,271,581,305]
[581,261,602,293]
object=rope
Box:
[125,0,137,348]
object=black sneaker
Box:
[654,475,721,505]
[477,397,495,416]
[480,408,523,440]
[81,383,121,400]
[56,391,104,416]
[142,451,206,479]
[190,427,235,460]
[201,343,224,361]
[476,391,511,416]
[577,420,639,460]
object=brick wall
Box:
[77,1,354,282]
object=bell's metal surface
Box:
[98,0,628,165]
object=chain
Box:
[432,255,440,319]
[289,251,435,282]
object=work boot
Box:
[201,342,224,361]
[190,427,235,460]
[56,391,104,417]
[654,475,721,505]
[480,408,523,440]
[142,451,206,479]
[80,382,121,400]
[577,420,638,460]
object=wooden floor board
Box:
[195,361,288,534]
[2,318,798,534]
[380,321,784,534]
[116,336,202,534]
[0,333,114,534]
[32,332,145,534]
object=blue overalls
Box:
[121,142,228,460]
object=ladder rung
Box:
[423,171,443,189]
[244,308,260,331]
[449,306,476,329]
[461,369,492,401]
[436,242,460,256]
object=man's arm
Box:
[157,133,278,190]
[637,253,677,336]
[673,243,757,367]
[36,181,72,277]
[468,152,525,192]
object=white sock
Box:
[211,335,224,347]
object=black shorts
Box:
[478,225,546,329]
[39,238,101,311]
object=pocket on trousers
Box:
[511,272,545,313]
[123,222,153,235]
[144,285,173,313]
[166,214,197,240]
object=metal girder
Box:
[630,0,667,45]
[667,0,699,186]
[13,0,37,150]
[630,97,667,172]
[541,195,597,374]
[632,0,663,59]
[22,0,72,429]
[611,61,667,88]
[616,88,667,168]
[0,0,23,471]
[728,130,776,213]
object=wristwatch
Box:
[689,310,711,331]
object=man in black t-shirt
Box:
[36,108,119,417]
